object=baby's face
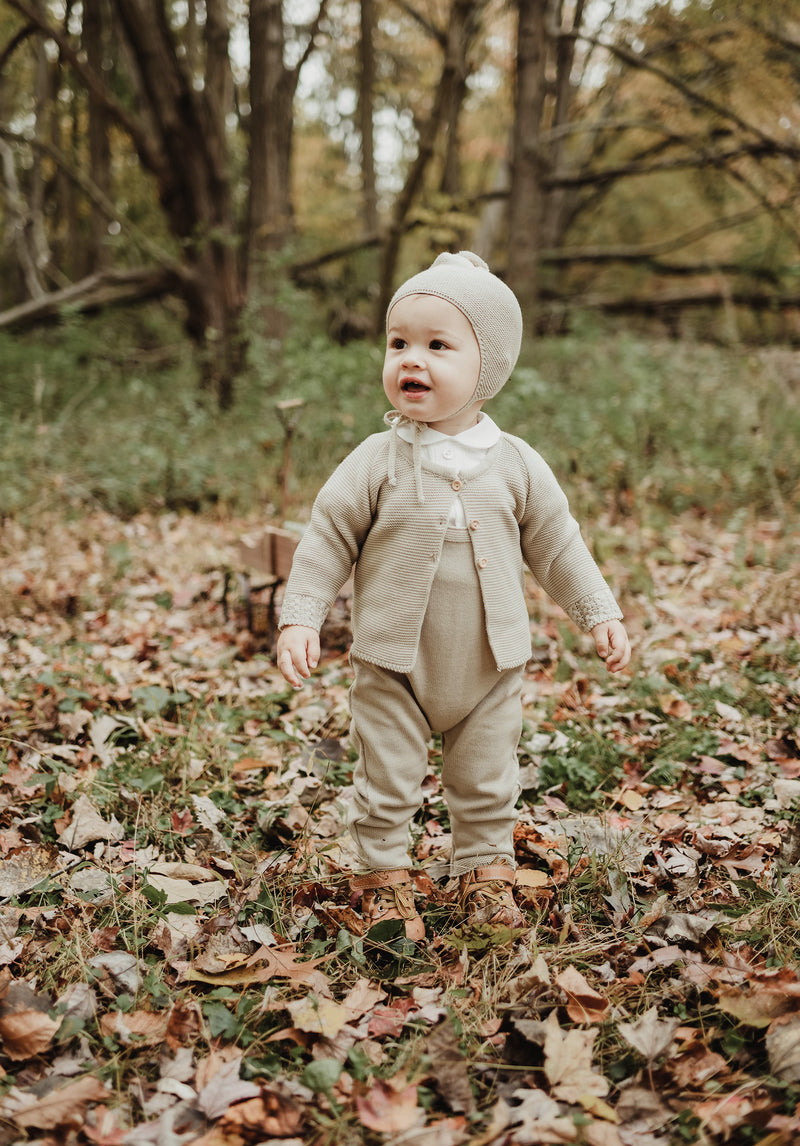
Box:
[383,294,483,436]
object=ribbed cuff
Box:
[566,588,622,632]
[278,594,328,631]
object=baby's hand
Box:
[276,625,320,689]
[591,619,631,674]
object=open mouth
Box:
[401,379,430,395]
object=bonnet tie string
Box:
[383,410,426,504]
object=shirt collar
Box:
[395,412,502,449]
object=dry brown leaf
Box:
[504,1088,576,1143]
[0,844,64,898]
[185,944,330,987]
[0,981,60,1060]
[342,977,387,1020]
[58,794,124,850]
[356,1079,422,1134]
[6,1075,110,1129]
[555,965,610,1024]
[718,985,795,1028]
[195,1056,260,1118]
[194,1046,245,1092]
[617,1007,681,1063]
[766,1013,800,1082]
[425,1019,475,1115]
[218,1089,304,1139]
[99,1009,169,1046]
[164,998,203,1050]
[543,1012,610,1103]
[285,994,350,1038]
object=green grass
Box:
[0,300,798,523]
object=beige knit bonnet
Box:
[386,250,524,406]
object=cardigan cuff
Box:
[566,588,622,632]
[278,594,329,631]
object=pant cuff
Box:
[450,853,516,878]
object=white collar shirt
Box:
[397,413,502,526]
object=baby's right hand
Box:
[276,625,320,689]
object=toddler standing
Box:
[276,251,630,939]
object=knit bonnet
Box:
[387,250,523,407]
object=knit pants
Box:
[348,528,523,876]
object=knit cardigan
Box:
[279,430,622,672]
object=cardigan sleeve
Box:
[278,435,385,631]
[511,438,622,631]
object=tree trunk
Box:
[439,0,487,197]
[358,0,378,234]
[539,0,584,252]
[376,0,485,327]
[248,0,294,272]
[111,0,243,405]
[507,0,548,326]
[83,0,112,269]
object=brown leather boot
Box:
[350,869,425,941]
[459,863,526,929]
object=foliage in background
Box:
[0,302,798,526]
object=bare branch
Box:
[575,26,779,150]
[385,0,445,47]
[544,140,800,188]
[0,266,180,330]
[290,0,332,81]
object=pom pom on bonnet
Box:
[386,250,523,405]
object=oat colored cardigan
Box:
[279,430,622,672]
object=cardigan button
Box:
[451,479,463,491]
[469,519,479,530]
[477,557,488,569]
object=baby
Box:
[277,251,630,939]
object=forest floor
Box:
[0,509,798,1146]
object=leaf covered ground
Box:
[0,509,798,1146]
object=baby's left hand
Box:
[591,619,631,673]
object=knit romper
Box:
[348,522,523,877]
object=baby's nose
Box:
[402,345,423,367]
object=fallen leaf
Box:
[356,1079,422,1134]
[185,944,330,987]
[218,1089,304,1138]
[617,1007,681,1063]
[0,844,65,898]
[0,981,60,1060]
[58,794,124,849]
[99,1009,169,1046]
[195,1055,260,1118]
[425,1018,475,1114]
[505,1087,575,1142]
[144,872,226,905]
[2,1075,110,1128]
[342,977,387,1020]
[285,994,349,1038]
[543,1011,610,1103]
[718,985,795,1028]
[766,1013,800,1082]
[555,965,610,1023]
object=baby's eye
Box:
[390,337,406,350]
[429,339,448,350]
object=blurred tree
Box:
[0,0,328,406]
